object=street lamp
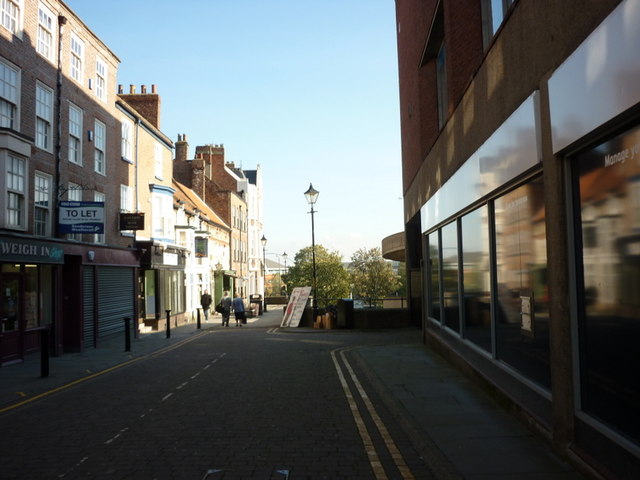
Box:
[304,183,319,325]
[261,234,267,312]
[282,251,288,296]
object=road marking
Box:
[332,347,415,480]
[0,331,213,414]
[340,349,415,479]
[332,349,388,480]
[162,393,174,402]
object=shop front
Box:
[0,236,62,365]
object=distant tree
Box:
[350,247,401,305]
[286,245,350,306]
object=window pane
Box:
[442,221,459,332]
[427,232,441,321]
[575,123,640,444]
[461,206,491,351]
[494,177,550,388]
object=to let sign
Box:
[59,201,104,234]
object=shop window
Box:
[441,221,460,333]
[461,206,491,351]
[427,232,441,321]
[494,177,549,388]
[574,123,640,444]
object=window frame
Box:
[121,119,133,161]
[5,153,26,230]
[35,82,53,151]
[37,2,55,62]
[34,171,52,236]
[93,191,105,244]
[1,0,23,37]
[0,57,20,129]
[68,103,82,165]
[94,119,106,174]
[95,57,107,101]
[70,32,84,84]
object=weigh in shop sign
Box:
[58,201,105,234]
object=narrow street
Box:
[0,316,433,479]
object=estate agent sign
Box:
[59,201,104,234]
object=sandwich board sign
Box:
[281,286,312,327]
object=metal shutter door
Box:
[83,267,95,347]
[97,267,134,338]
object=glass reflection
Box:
[461,206,491,351]
[494,177,550,388]
[576,123,640,444]
[442,222,460,332]
[428,232,441,321]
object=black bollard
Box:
[197,308,201,329]
[40,328,49,378]
[165,309,171,338]
[124,317,131,352]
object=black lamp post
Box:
[261,234,267,312]
[304,183,319,324]
[282,251,288,295]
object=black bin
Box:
[250,294,263,316]
[336,299,354,329]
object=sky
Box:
[63,0,404,263]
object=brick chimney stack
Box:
[175,133,189,162]
[117,84,161,129]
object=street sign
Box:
[119,212,145,230]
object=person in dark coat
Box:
[200,290,212,322]
[221,290,232,327]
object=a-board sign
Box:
[281,286,312,327]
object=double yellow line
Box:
[331,347,415,480]
[0,331,210,414]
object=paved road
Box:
[0,318,435,479]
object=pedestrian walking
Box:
[200,290,212,322]
[220,290,232,327]
[232,291,246,327]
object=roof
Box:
[172,180,230,230]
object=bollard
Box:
[165,309,171,338]
[40,328,49,378]
[197,308,201,329]
[124,317,131,352]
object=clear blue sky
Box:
[64,0,404,262]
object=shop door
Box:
[1,274,22,364]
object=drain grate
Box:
[201,468,290,479]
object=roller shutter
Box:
[83,267,95,347]
[97,267,135,338]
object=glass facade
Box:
[494,178,549,387]
[461,206,491,352]
[426,175,550,389]
[441,221,459,332]
[575,123,640,444]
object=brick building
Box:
[0,0,139,361]
[396,0,639,477]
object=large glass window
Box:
[121,119,132,161]
[575,124,640,444]
[494,177,549,388]
[95,58,107,101]
[427,232,441,321]
[461,206,492,351]
[1,0,21,35]
[93,191,105,244]
[436,42,448,129]
[441,221,459,333]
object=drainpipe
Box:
[54,15,67,236]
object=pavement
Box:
[0,309,587,480]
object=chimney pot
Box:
[151,84,157,94]
[141,85,147,94]
[129,84,135,94]
[118,84,123,94]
